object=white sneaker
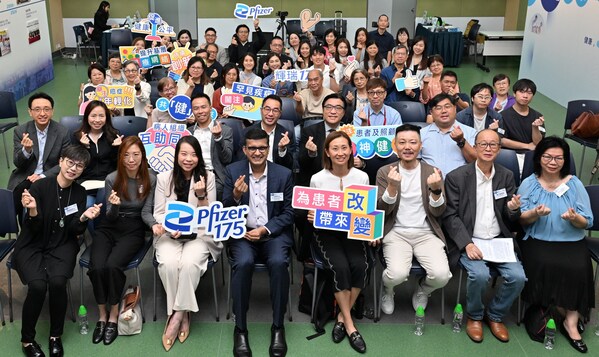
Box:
[380,288,395,315]
[412,285,429,311]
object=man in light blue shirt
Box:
[353,78,402,127]
[420,93,477,175]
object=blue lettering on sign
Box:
[314,210,351,231]
[233,3,274,19]
[168,95,193,121]
[156,97,170,112]
[347,192,365,211]
[164,201,250,241]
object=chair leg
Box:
[153,264,157,321]
[211,266,219,322]
[2,133,9,169]
[135,267,145,323]
[377,277,383,322]
[288,281,293,322]
[8,266,13,323]
[456,268,463,307]
[79,266,84,310]
[310,266,318,323]
[0,285,5,326]
[579,146,587,177]
[517,296,521,326]
[221,259,225,286]
[372,264,377,322]
[226,264,232,320]
[441,287,445,324]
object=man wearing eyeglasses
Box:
[293,69,335,119]
[420,93,477,175]
[223,128,294,357]
[199,27,229,66]
[456,83,504,133]
[353,78,402,127]
[443,128,525,344]
[380,45,421,103]
[244,94,296,170]
[9,92,71,223]
[258,36,294,78]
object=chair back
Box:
[303,118,324,128]
[584,185,599,231]
[110,29,133,49]
[278,119,295,138]
[60,116,84,140]
[148,81,160,107]
[0,91,18,121]
[83,22,94,38]
[281,97,301,126]
[495,148,521,187]
[112,116,147,137]
[73,25,87,44]
[521,150,577,181]
[314,21,334,40]
[468,23,481,42]
[387,101,427,123]
[563,100,599,131]
[286,20,302,36]
[218,118,245,162]
[0,188,18,237]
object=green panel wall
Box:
[61,0,149,18]
[196,0,367,18]
[517,0,527,30]
[416,0,506,17]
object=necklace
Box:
[56,181,73,228]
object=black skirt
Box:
[520,238,594,317]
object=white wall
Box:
[415,17,505,33]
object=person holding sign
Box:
[212,63,240,117]
[78,63,107,109]
[120,60,152,118]
[380,45,420,103]
[222,128,294,357]
[258,36,293,78]
[308,131,371,353]
[13,145,101,357]
[443,129,526,344]
[261,53,294,97]
[517,137,594,353]
[153,136,223,351]
[147,77,181,128]
[377,124,451,315]
[228,20,265,66]
[87,136,157,346]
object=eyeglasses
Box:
[474,95,492,101]
[367,90,386,97]
[261,107,281,114]
[205,33,216,37]
[161,86,177,93]
[31,107,53,114]
[246,146,269,153]
[64,158,85,171]
[476,142,500,150]
[324,105,344,112]
[124,69,138,74]
[432,104,454,111]
[189,66,203,71]
[541,154,564,163]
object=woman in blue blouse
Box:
[518,137,594,353]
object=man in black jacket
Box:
[228,19,265,65]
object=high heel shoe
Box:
[178,312,190,343]
[162,315,178,352]
[560,321,588,353]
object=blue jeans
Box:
[459,252,526,322]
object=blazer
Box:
[376,160,446,242]
[442,162,520,257]
[298,121,327,187]
[456,107,504,132]
[222,160,294,242]
[153,170,222,260]
[245,121,296,171]
[8,120,71,190]
[189,123,233,195]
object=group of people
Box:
[6,5,595,357]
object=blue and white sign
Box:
[233,3,274,19]
[168,95,193,121]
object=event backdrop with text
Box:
[520,0,599,107]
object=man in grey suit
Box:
[8,92,71,222]
[443,129,526,344]
[189,93,233,199]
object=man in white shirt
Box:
[377,124,451,314]
[293,69,334,119]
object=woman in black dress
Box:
[14,145,102,357]
[91,1,114,42]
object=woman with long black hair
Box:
[91,1,115,42]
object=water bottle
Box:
[78,305,89,335]
[452,304,464,333]
[544,318,556,350]
[414,306,425,336]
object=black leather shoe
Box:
[22,342,45,357]
[578,319,585,334]
[233,327,252,357]
[332,321,346,343]
[92,321,106,344]
[348,331,366,354]
[48,337,63,357]
[103,322,118,345]
[269,326,287,357]
[560,322,588,353]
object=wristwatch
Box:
[135,84,141,91]
[456,139,466,148]
[429,187,442,195]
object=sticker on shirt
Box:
[554,183,569,197]
[64,203,79,216]
[270,192,284,202]
[493,188,507,200]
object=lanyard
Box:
[367,106,386,126]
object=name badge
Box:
[64,203,79,216]
[493,188,507,200]
[554,183,569,197]
[270,192,284,202]
[497,127,505,135]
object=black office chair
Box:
[314,21,334,41]
[60,116,84,143]
[280,97,301,127]
[148,81,160,107]
[108,29,133,57]
[583,186,599,298]
[521,150,577,181]
[562,100,599,176]
[0,188,18,326]
[465,23,481,64]
[495,148,521,187]
[73,25,96,60]
[0,91,19,169]
[286,20,303,37]
[387,101,427,123]
[112,116,147,137]
[218,118,245,162]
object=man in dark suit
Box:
[257,36,294,78]
[223,128,294,357]
[244,95,296,171]
[228,19,266,65]
[8,92,71,223]
[443,129,526,344]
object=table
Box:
[100,30,112,67]
[477,31,524,72]
[415,24,464,67]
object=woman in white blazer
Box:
[153,135,222,351]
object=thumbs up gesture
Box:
[395,69,419,91]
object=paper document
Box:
[80,180,105,191]
[471,238,517,263]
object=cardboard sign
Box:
[164,201,249,241]
[131,12,176,41]
[343,56,359,78]
[273,69,311,82]
[139,123,191,172]
[300,9,321,32]
[233,3,274,19]
[394,70,419,91]
[219,82,276,121]
[293,185,383,241]
[168,95,193,121]
[168,42,193,81]
[79,85,135,114]
[338,124,396,159]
